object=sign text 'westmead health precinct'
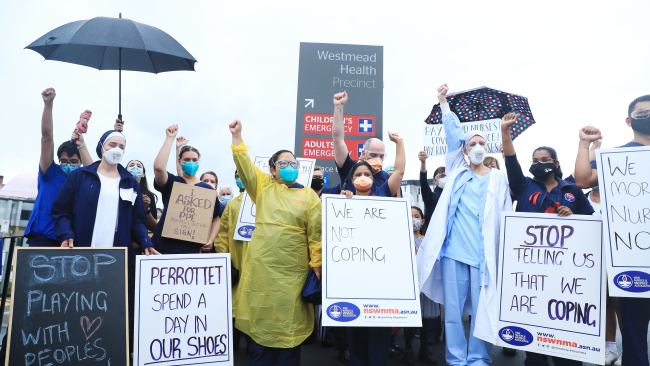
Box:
[295,43,383,186]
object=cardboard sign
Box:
[321,194,421,327]
[162,181,217,244]
[5,248,129,366]
[495,213,605,364]
[596,146,650,297]
[423,118,502,156]
[233,156,315,241]
[133,253,233,366]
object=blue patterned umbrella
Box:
[424,86,535,139]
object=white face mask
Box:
[103,147,124,165]
[468,145,486,166]
[437,177,447,189]
[412,219,423,232]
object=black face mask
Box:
[311,177,324,191]
[631,116,650,136]
[529,162,556,180]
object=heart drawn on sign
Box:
[80,315,103,340]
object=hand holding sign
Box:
[41,87,56,105]
[333,91,348,106]
[557,206,573,217]
[61,238,74,248]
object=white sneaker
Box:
[612,351,622,365]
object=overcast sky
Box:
[1,0,648,193]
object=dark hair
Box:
[57,141,80,159]
[126,160,157,206]
[411,206,424,218]
[628,95,650,116]
[533,146,563,179]
[179,145,201,160]
[433,166,445,178]
[269,150,294,168]
[348,161,374,182]
[314,166,324,173]
[200,171,218,185]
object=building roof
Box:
[0,173,37,200]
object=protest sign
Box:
[423,118,502,156]
[495,213,605,364]
[596,146,650,297]
[321,194,421,327]
[5,248,128,366]
[162,182,217,244]
[133,253,233,366]
[233,156,315,241]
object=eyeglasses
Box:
[631,110,650,119]
[274,160,299,168]
[367,152,385,159]
[532,158,555,164]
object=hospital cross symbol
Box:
[359,118,373,133]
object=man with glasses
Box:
[574,94,650,366]
[331,91,394,196]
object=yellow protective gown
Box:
[214,193,247,317]
[231,142,322,348]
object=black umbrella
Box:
[26,14,197,120]
[424,86,536,139]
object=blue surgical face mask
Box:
[60,163,79,175]
[181,161,199,176]
[278,166,299,184]
[235,178,245,190]
[127,166,144,180]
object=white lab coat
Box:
[416,137,512,344]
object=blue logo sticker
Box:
[326,302,360,322]
[614,271,650,292]
[499,326,534,346]
[564,193,576,202]
[237,225,256,239]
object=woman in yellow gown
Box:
[228,119,322,365]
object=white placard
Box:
[321,194,421,327]
[596,146,650,297]
[233,156,315,241]
[134,254,233,366]
[423,118,502,156]
[495,213,605,364]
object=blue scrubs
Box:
[441,172,491,366]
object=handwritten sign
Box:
[133,254,233,366]
[5,248,128,366]
[596,146,650,297]
[162,182,217,244]
[423,118,502,156]
[233,156,315,241]
[495,213,605,364]
[321,194,421,327]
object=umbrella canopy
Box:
[26,15,197,119]
[424,86,535,139]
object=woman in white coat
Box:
[416,84,512,366]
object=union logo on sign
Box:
[617,274,632,289]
